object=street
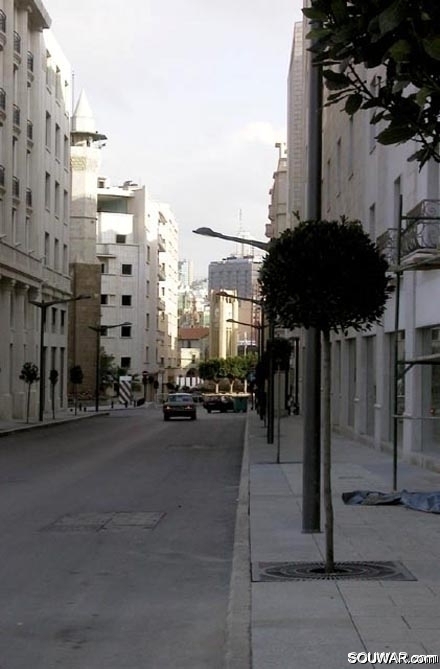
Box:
[0,407,246,669]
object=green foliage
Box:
[69,365,84,385]
[199,354,257,384]
[259,218,391,334]
[49,369,59,385]
[304,0,440,166]
[19,362,39,385]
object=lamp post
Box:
[29,294,91,422]
[88,322,132,412]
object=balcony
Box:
[0,11,5,49]
[13,31,21,64]
[157,297,166,311]
[27,120,33,147]
[158,264,166,280]
[377,199,440,271]
[0,165,5,195]
[27,51,34,85]
[12,176,20,201]
[13,104,20,133]
[0,88,5,125]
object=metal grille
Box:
[253,561,417,582]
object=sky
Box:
[43,0,304,278]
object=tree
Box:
[198,359,223,393]
[304,0,440,166]
[259,218,391,572]
[19,362,39,424]
[49,369,59,419]
[69,365,84,416]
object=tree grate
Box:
[253,560,417,582]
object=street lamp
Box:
[88,322,132,412]
[29,294,91,422]
[193,227,270,252]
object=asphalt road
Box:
[0,407,246,669]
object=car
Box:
[203,394,235,414]
[163,393,197,421]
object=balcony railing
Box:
[0,87,5,111]
[0,165,5,189]
[0,10,6,33]
[377,199,440,269]
[13,104,20,128]
[13,31,21,54]
[27,51,34,73]
[26,188,32,208]
[12,176,20,199]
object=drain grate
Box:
[42,511,165,533]
[253,560,417,582]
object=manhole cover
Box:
[42,511,165,533]
[253,561,417,582]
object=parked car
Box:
[163,393,197,421]
[203,394,235,414]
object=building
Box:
[266,142,288,240]
[69,91,106,397]
[176,326,209,388]
[0,1,72,419]
[96,180,179,386]
[290,17,440,468]
[208,254,263,356]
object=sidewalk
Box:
[245,410,440,668]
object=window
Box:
[54,238,59,270]
[54,181,60,217]
[45,112,51,148]
[121,325,132,338]
[116,234,126,244]
[63,244,68,273]
[101,260,109,274]
[369,203,376,242]
[63,189,68,222]
[121,357,131,369]
[146,280,150,297]
[121,294,132,306]
[55,123,60,159]
[63,135,69,168]
[101,294,108,305]
[60,310,65,333]
[45,172,50,210]
[147,245,151,262]
[44,232,50,265]
[51,307,57,332]
[121,264,132,275]
[100,326,108,337]
[146,313,150,329]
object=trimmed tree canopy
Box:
[258,218,391,334]
[304,0,440,166]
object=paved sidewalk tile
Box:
[248,411,440,668]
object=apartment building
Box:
[96,180,178,384]
[289,19,440,468]
[0,1,72,419]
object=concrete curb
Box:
[0,411,110,438]
[224,414,252,669]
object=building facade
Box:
[96,180,179,386]
[0,1,72,419]
[290,17,440,469]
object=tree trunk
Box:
[322,329,335,573]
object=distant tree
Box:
[304,0,440,166]
[259,218,391,572]
[69,365,84,415]
[49,369,59,419]
[19,362,39,423]
[199,359,223,393]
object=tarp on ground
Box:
[342,490,440,513]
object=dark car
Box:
[163,393,197,421]
[203,394,234,414]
